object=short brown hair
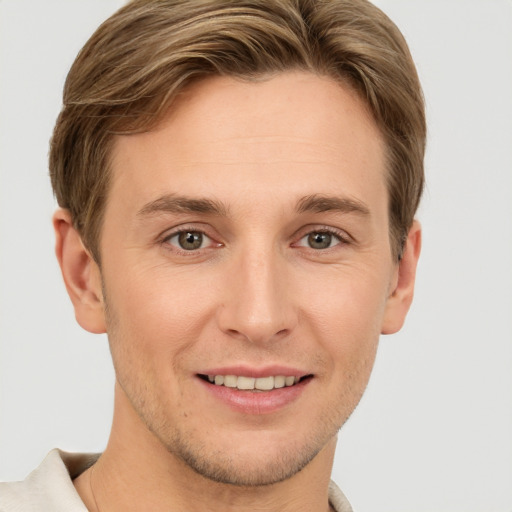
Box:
[50,0,425,262]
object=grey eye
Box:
[169,231,207,250]
[307,232,334,249]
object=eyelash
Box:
[159,225,351,255]
[161,226,220,255]
[294,227,350,251]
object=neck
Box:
[74,384,337,512]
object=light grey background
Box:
[1,1,511,511]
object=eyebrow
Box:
[137,192,370,219]
[296,194,370,216]
[137,194,228,217]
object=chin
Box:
[158,416,341,487]
[169,437,322,487]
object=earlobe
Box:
[53,209,106,334]
[381,220,422,335]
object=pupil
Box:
[308,232,331,249]
[179,231,202,250]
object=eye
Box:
[166,230,211,251]
[297,230,344,250]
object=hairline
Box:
[86,71,403,265]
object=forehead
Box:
[108,72,386,214]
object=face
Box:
[93,72,404,485]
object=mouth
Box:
[197,373,312,391]
[196,369,313,414]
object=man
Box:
[0,0,424,510]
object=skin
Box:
[54,72,421,512]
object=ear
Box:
[53,209,106,334]
[381,220,422,335]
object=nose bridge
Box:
[218,240,295,344]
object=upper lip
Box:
[197,365,310,379]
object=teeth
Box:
[285,376,295,386]
[206,374,300,390]
[237,376,255,390]
[224,375,237,388]
[274,375,285,388]
[255,376,274,390]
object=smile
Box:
[202,374,302,391]
[197,372,313,414]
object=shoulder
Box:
[329,480,354,512]
[0,449,98,512]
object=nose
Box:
[216,246,297,345]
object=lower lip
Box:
[197,377,311,415]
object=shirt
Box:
[0,449,353,511]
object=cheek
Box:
[103,266,221,376]
[305,263,389,330]
[300,264,389,369]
